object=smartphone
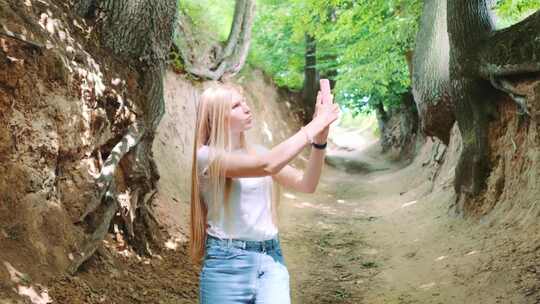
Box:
[320,79,331,103]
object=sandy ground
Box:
[278,127,540,304]
[9,123,538,304]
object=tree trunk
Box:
[399,91,419,155]
[412,0,453,144]
[446,0,540,206]
[302,33,319,122]
[448,0,497,199]
[70,0,177,273]
[175,0,255,80]
[320,8,338,90]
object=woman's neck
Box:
[231,132,242,150]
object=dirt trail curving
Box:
[279,127,540,304]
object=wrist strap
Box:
[312,142,327,150]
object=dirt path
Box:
[278,128,539,304]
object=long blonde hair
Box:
[190,83,280,263]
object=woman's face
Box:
[227,90,253,133]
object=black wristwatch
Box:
[312,142,327,150]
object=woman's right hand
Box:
[312,93,340,130]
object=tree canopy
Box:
[177,0,540,114]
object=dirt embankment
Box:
[0,0,304,300]
[2,1,539,303]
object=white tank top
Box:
[196,145,278,241]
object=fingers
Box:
[316,91,322,105]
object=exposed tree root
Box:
[0,27,43,50]
[78,123,144,223]
[175,0,255,80]
[490,76,529,115]
[68,182,119,275]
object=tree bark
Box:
[175,0,255,80]
[319,8,338,90]
[447,0,540,203]
[412,0,453,144]
[448,0,497,198]
[70,0,177,273]
[302,33,319,122]
[412,0,540,207]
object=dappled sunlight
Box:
[292,201,338,215]
[16,285,52,304]
[3,262,53,304]
[419,282,437,290]
[262,121,273,142]
[283,192,297,200]
[164,235,188,250]
[435,255,448,261]
[401,200,418,208]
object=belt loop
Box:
[242,241,246,250]
[261,241,266,252]
[227,238,232,248]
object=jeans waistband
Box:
[206,234,280,252]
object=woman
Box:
[190,81,339,303]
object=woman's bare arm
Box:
[272,147,325,193]
[221,119,325,178]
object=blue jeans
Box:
[199,235,291,304]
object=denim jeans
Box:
[199,235,291,304]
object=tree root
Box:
[0,28,44,50]
[175,0,255,80]
[490,75,529,115]
[68,182,119,275]
[78,123,144,223]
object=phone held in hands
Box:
[320,79,331,104]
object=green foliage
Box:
[249,0,422,114]
[174,0,540,114]
[494,0,540,27]
[178,0,234,41]
[248,0,306,89]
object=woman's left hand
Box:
[313,91,331,144]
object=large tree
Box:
[175,0,256,80]
[413,0,540,208]
[301,33,319,121]
[70,0,177,274]
[412,0,453,144]
[449,0,540,201]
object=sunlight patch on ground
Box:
[3,262,52,304]
[316,221,332,229]
[401,200,418,208]
[466,250,479,256]
[353,208,367,214]
[283,192,296,200]
[292,201,338,215]
[362,248,379,255]
[164,235,188,250]
[435,255,448,261]
[419,282,436,290]
[16,285,52,304]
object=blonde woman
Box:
[191,80,339,304]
